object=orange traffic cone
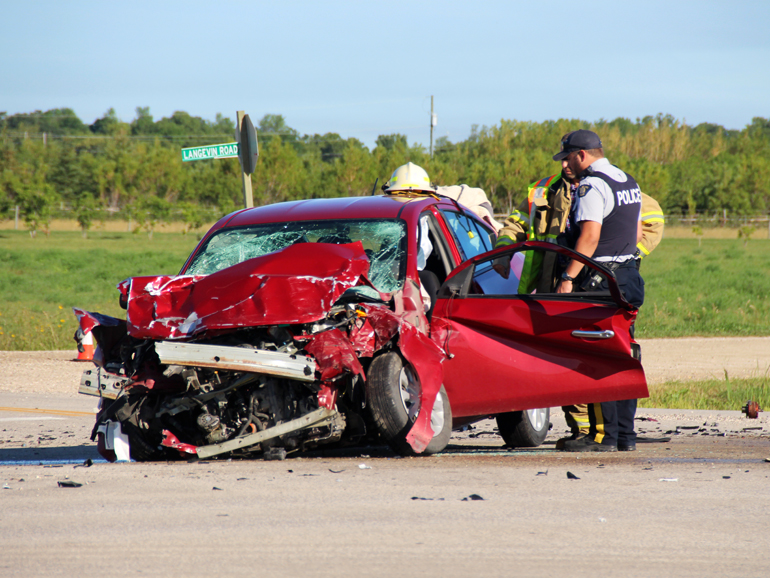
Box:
[76,329,95,361]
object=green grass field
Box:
[634,237,770,337]
[0,230,200,350]
[640,375,770,411]
[1,231,768,349]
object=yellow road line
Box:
[0,407,93,417]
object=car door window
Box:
[440,210,493,261]
[442,243,624,307]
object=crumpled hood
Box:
[124,242,371,340]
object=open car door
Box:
[430,241,648,419]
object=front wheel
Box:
[365,351,452,456]
[496,407,550,448]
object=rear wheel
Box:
[496,407,550,448]
[366,351,452,456]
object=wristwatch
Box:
[561,271,575,282]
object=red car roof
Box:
[223,195,439,228]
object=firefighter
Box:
[493,170,577,292]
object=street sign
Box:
[181,143,239,162]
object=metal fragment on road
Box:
[566,471,580,480]
[742,400,762,419]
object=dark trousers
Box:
[588,262,642,447]
[588,399,637,447]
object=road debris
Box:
[358,464,371,470]
[412,496,445,501]
[461,494,485,501]
[566,471,580,480]
[742,400,762,419]
[536,470,548,476]
[57,480,83,488]
[659,478,678,482]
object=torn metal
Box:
[77,241,445,462]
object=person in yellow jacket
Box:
[636,193,665,262]
[493,171,578,293]
[494,169,664,448]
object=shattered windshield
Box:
[185,219,408,293]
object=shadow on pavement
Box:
[0,444,103,465]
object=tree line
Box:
[1,107,769,236]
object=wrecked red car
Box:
[76,193,647,461]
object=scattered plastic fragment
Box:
[213,487,223,491]
[358,464,371,470]
[329,469,345,474]
[57,480,83,488]
[566,471,580,480]
[74,458,93,468]
[598,517,607,523]
[536,470,548,476]
[742,400,762,419]
[3,484,10,490]
[461,494,485,501]
[722,476,731,479]
[412,496,445,501]
[659,478,678,482]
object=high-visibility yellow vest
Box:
[517,174,565,293]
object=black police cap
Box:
[553,130,603,161]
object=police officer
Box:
[553,129,644,452]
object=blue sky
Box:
[2,0,769,149]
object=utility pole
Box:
[429,95,435,159]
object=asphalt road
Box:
[1,344,769,577]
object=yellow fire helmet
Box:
[384,162,436,193]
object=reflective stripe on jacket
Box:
[637,193,664,258]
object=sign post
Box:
[236,111,255,208]
[179,111,259,209]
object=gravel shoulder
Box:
[2,336,769,396]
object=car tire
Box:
[366,351,452,456]
[496,407,550,448]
